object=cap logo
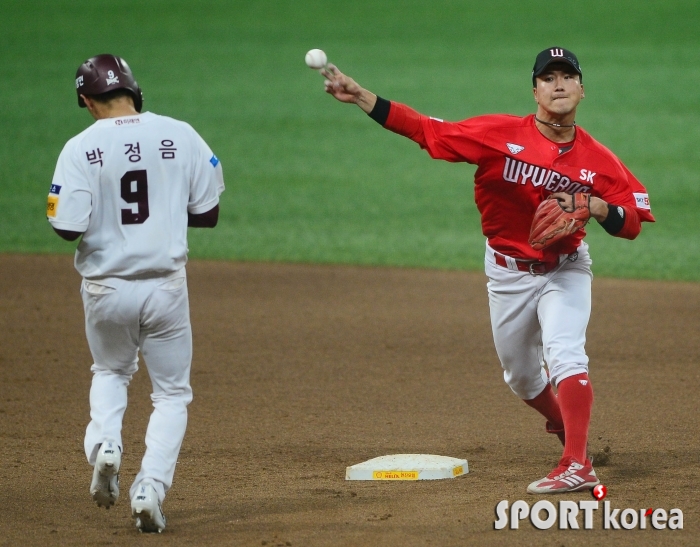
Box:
[549,48,564,57]
[76,75,84,88]
[105,70,119,86]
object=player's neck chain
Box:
[535,116,576,128]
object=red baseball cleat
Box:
[527,458,599,494]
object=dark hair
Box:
[84,88,136,105]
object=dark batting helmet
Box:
[75,54,143,112]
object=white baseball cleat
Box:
[527,458,599,494]
[90,440,121,509]
[131,482,166,533]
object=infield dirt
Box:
[1,254,697,546]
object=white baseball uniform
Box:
[47,111,224,503]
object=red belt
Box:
[494,252,560,275]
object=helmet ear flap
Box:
[114,57,143,112]
[75,54,143,112]
[131,85,144,113]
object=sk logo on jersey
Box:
[507,143,525,155]
[580,169,596,183]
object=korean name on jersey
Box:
[47,112,224,278]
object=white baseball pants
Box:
[485,242,593,400]
[81,268,192,503]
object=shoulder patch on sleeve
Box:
[49,184,62,195]
[633,192,651,210]
[47,195,59,217]
[209,154,219,167]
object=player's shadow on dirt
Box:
[602,448,698,480]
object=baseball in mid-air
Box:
[305,49,327,69]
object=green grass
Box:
[2,0,699,280]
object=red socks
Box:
[523,383,564,432]
[523,374,594,464]
[557,373,594,464]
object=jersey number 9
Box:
[121,169,150,225]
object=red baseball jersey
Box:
[384,103,654,261]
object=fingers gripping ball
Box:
[529,193,591,250]
[305,49,327,69]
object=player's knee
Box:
[152,385,193,406]
[91,362,138,378]
[550,364,589,387]
[503,369,547,400]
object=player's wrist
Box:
[597,203,626,235]
[355,89,378,114]
[588,197,608,222]
[368,96,390,125]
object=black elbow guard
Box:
[368,96,391,126]
[598,204,625,235]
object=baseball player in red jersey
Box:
[47,54,224,531]
[320,47,654,493]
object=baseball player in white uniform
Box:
[47,54,224,532]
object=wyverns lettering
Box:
[520,164,537,185]
[503,157,587,194]
[503,156,522,182]
[531,167,552,187]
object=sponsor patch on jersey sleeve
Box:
[633,192,651,210]
[49,184,62,195]
[46,195,59,217]
[209,154,219,167]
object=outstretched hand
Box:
[321,64,363,103]
[320,64,377,114]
